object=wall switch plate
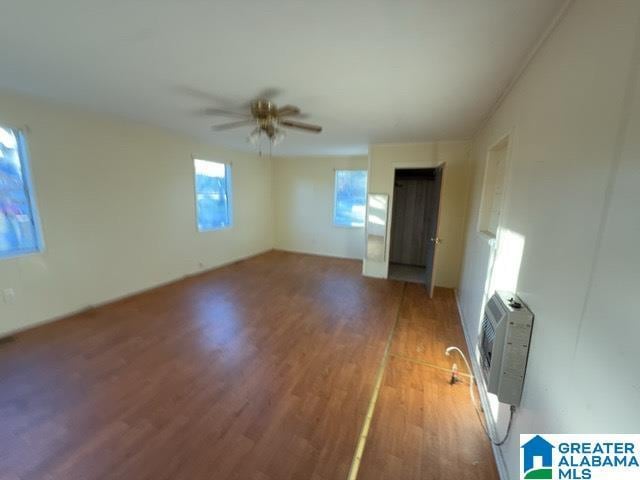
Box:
[3,288,16,305]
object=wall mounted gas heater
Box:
[479,291,534,406]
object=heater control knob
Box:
[508,298,522,309]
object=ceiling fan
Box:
[205,98,322,146]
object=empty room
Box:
[1,1,639,479]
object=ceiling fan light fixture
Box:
[248,127,261,145]
[271,128,286,146]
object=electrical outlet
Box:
[3,288,15,305]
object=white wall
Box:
[457,1,640,478]
[363,142,471,288]
[0,91,273,337]
[272,155,367,259]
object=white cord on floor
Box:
[445,346,515,446]
[445,346,477,408]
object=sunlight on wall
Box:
[478,227,526,421]
[489,228,526,294]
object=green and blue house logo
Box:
[520,434,640,479]
[521,435,554,479]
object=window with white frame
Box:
[333,170,367,227]
[194,159,232,231]
[0,126,43,258]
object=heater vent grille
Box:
[480,314,496,373]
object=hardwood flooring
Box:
[0,251,498,480]
[391,284,473,370]
[357,358,496,480]
[358,285,498,480]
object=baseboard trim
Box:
[272,247,364,261]
[454,289,510,480]
[1,248,274,340]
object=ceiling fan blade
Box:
[212,119,256,131]
[176,86,241,109]
[277,105,301,117]
[201,107,251,118]
[279,120,322,133]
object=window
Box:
[0,126,43,258]
[333,170,367,227]
[194,159,232,231]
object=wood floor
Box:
[0,251,498,480]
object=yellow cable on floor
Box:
[347,282,406,480]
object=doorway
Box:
[388,167,443,295]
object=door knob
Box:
[430,237,442,244]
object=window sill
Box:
[477,230,497,245]
[0,248,43,261]
[333,223,365,229]
[197,224,233,233]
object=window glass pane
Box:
[334,170,367,227]
[0,127,41,257]
[194,159,232,231]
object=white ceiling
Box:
[0,0,563,155]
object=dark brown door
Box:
[389,178,431,266]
